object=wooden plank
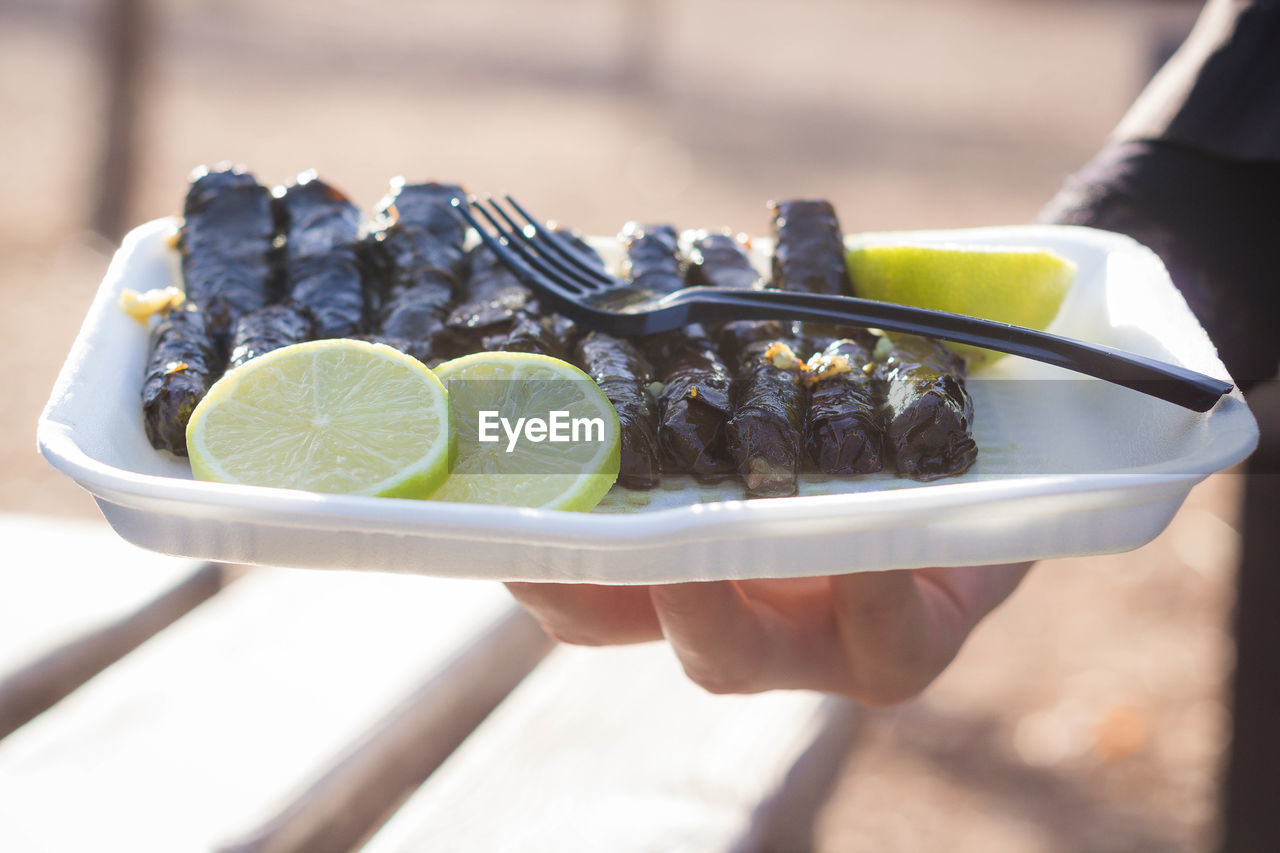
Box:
[0,513,232,739]
[0,566,532,853]
[361,643,861,853]
[219,609,553,853]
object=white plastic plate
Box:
[38,219,1258,583]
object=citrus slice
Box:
[846,243,1076,368]
[186,339,450,498]
[431,352,620,510]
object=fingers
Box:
[508,563,1035,703]
[828,569,953,705]
[505,583,662,645]
[649,580,847,695]
[914,562,1034,624]
[826,563,1032,706]
[648,582,768,693]
[506,578,844,692]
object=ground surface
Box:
[4,1,1240,849]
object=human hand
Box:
[507,562,1031,706]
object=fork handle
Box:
[685,288,1231,412]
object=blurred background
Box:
[4,0,1252,849]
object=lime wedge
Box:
[846,244,1076,367]
[186,339,450,498]
[431,352,620,510]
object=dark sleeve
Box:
[1040,141,1280,386]
[1116,0,1280,162]
[1038,0,1280,386]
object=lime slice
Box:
[846,243,1076,368]
[431,352,620,510]
[186,339,450,498]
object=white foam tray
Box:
[38,219,1258,582]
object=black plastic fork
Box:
[450,195,1232,412]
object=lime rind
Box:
[186,339,451,499]
[431,352,622,511]
[846,243,1076,368]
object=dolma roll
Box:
[361,180,465,362]
[804,338,884,474]
[769,199,848,296]
[228,301,315,369]
[770,198,869,352]
[370,268,458,366]
[655,329,735,478]
[576,331,662,490]
[365,179,469,291]
[685,227,774,367]
[482,313,573,361]
[179,165,277,356]
[684,230,773,437]
[445,242,540,356]
[274,172,365,339]
[685,230,765,291]
[723,324,808,498]
[617,223,733,478]
[477,223,598,358]
[141,304,221,455]
[462,227,585,359]
[619,222,684,295]
[877,334,977,481]
[619,220,688,360]
[692,231,808,496]
[555,226,609,275]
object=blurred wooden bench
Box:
[0,513,857,852]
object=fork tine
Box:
[450,196,514,264]
[502,195,615,286]
[450,197,581,298]
[470,198,597,296]
[486,198,612,293]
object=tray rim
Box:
[36,218,1260,563]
